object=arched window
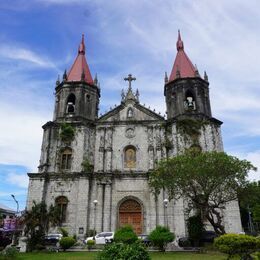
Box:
[61,148,72,170]
[184,89,196,110]
[55,196,68,223]
[127,108,134,118]
[124,146,136,168]
[66,94,76,113]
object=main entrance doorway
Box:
[119,199,142,234]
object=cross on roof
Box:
[124,74,136,89]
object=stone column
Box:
[95,182,103,233]
[75,177,89,238]
[157,190,165,226]
[103,182,112,231]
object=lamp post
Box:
[163,198,169,228]
[93,200,98,235]
[11,194,19,214]
[247,205,254,234]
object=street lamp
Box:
[11,194,19,214]
[93,200,98,234]
[163,198,169,228]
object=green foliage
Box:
[114,225,138,244]
[22,201,61,251]
[237,181,260,227]
[81,158,94,173]
[148,226,175,252]
[214,234,258,259]
[59,237,76,251]
[1,246,18,259]
[60,123,75,142]
[176,118,208,144]
[96,241,150,260]
[59,227,68,237]
[187,215,204,246]
[149,151,256,234]
[86,240,95,250]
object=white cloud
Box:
[6,173,29,189]
[0,102,49,171]
[0,45,57,68]
[228,150,260,181]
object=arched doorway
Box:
[119,199,142,234]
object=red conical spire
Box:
[176,30,184,51]
[67,34,94,85]
[78,34,85,54]
[169,31,198,82]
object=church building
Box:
[26,32,242,238]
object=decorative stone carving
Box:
[125,127,135,138]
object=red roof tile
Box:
[169,31,198,82]
[67,34,94,85]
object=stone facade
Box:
[26,35,242,239]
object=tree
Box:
[149,150,256,234]
[237,181,260,229]
[22,201,61,251]
[187,214,204,246]
[148,226,174,251]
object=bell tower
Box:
[54,35,100,122]
[165,31,211,121]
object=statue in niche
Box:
[148,128,153,145]
[100,134,104,148]
[106,129,112,147]
[124,147,136,168]
[127,108,133,118]
[156,129,161,147]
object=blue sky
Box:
[0,0,259,211]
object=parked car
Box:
[138,234,151,246]
[44,233,63,246]
[178,237,191,247]
[85,232,114,245]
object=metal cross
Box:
[124,74,136,89]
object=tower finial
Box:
[176,30,184,51]
[78,34,85,54]
[94,73,98,85]
[63,69,67,81]
[204,71,208,82]
[164,71,168,84]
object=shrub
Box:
[187,214,204,246]
[97,241,150,260]
[59,237,76,251]
[114,225,138,244]
[59,227,68,237]
[60,123,75,142]
[86,239,95,250]
[1,246,18,259]
[148,225,175,252]
[214,234,258,259]
[256,236,260,249]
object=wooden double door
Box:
[119,199,142,234]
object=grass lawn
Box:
[15,251,231,260]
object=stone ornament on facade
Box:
[125,127,135,138]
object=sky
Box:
[0,0,259,211]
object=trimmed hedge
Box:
[214,234,258,259]
[59,236,76,251]
[97,241,150,260]
[114,225,138,244]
